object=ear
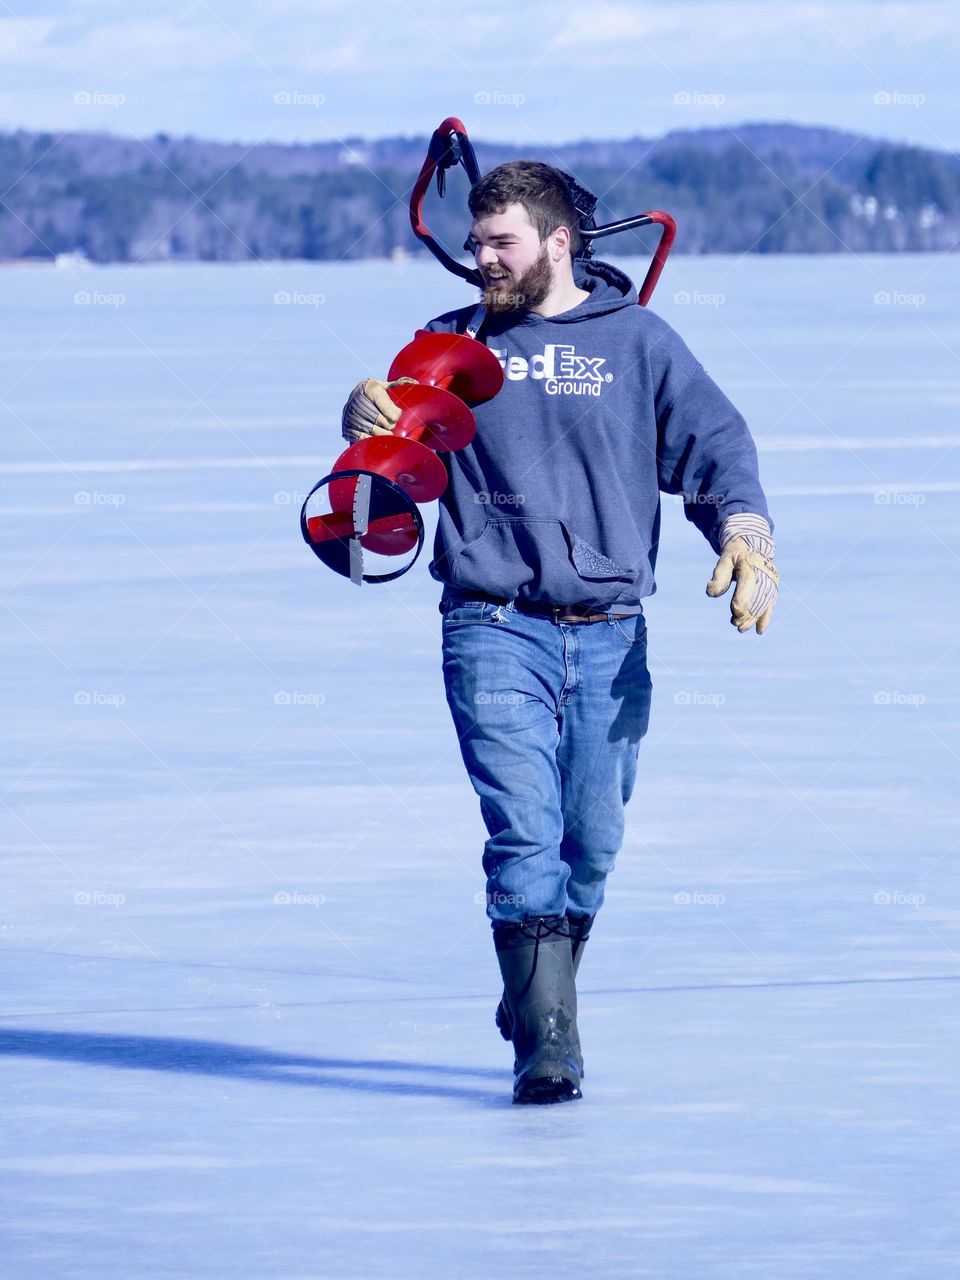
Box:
[551,225,571,261]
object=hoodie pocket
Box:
[450,516,639,607]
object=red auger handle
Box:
[637,212,676,307]
[410,116,469,242]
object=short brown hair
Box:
[468,160,582,257]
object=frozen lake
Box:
[2,252,958,1277]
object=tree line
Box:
[0,125,956,263]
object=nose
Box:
[476,244,499,268]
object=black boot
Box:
[494,915,582,1105]
[496,913,593,1076]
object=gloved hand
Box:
[341,376,417,444]
[706,513,779,635]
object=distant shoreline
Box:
[1,121,958,265]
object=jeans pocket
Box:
[440,601,500,627]
[612,616,649,646]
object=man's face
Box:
[468,203,557,314]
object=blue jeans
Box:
[441,598,653,924]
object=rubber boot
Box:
[493,915,582,1105]
[496,913,593,1076]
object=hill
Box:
[0,122,956,263]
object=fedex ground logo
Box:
[488,343,614,398]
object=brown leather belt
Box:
[450,592,635,625]
[555,612,632,624]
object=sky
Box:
[0,0,957,153]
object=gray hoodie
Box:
[422,258,772,613]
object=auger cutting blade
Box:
[301,469,424,585]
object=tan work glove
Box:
[706,513,779,635]
[341,376,417,444]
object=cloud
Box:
[0,17,59,64]
[0,0,956,148]
[549,2,960,55]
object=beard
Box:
[481,243,553,314]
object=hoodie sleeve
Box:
[652,323,773,556]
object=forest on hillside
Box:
[0,123,956,263]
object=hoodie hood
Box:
[570,257,639,315]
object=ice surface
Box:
[1,254,958,1278]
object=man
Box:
[341,161,779,1105]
